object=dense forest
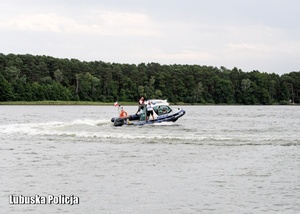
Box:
[0,53,299,104]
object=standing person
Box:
[146,101,154,122]
[135,96,145,115]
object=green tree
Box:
[192,82,203,103]
[54,69,63,83]
[0,74,14,101]
[214,77,234,104]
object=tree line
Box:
[0,53,299,104]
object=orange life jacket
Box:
[120,110,128,118]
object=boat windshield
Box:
[153,105,172,116]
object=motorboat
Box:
[111,100,185,126]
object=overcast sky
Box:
[1,0,300,75]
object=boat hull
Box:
[111,109,185,126]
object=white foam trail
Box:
[1,119,298,146]
[0,121,229,142]
[0,119,110,136]
[70,119,110,126]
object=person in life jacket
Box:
[119,107,128,118]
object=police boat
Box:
[111,100,185,126]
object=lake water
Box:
[0,105,299,213]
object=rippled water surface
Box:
[0,105,299,213]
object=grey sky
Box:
[1,0,300,74]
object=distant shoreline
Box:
[0,101,131,106]
[0,101,297,106]
[0,101,185,106]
